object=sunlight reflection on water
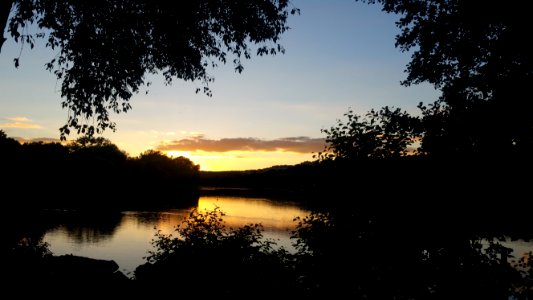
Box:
[43,196,533,278]
[43,196,310,277]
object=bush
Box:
[134,207,295,297]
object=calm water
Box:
[43,195,533,278]
[44,196,310,277]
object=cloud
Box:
[6,117,31,122]
[0,117,42,129]
[0,122,42,129]
[157,136,325,154]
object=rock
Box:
[45,254,130,283]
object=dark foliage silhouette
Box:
[0,129,19,152]
[0,132,200,209]
[291,210,533,299]
[360,0,533,157]
[134,207,532,298]
[2,0,299,138]
[135,207,295,297]
[317,106,421,161]
[135,150,199,181]
[5,235,52,285]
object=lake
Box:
[43,195,310,277]
[42,194,533,279]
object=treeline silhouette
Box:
[0,131,199,210]
[200,157,533,240]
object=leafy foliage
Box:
[3,233,53,287]
[144,207,271,263]
[11,236,52,259]
[363,0,533,89]
[360,0,533,156]
[290,209,533,299]
[135,207,294,296]
[292,211,335,256]
[136,206,533,298]
[4,0,299,138]
[317,106,421,161]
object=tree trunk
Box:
[0,0,15,54]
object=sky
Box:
[0,0,440,171]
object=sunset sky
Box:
[0,0,440,171]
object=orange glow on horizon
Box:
[163,149,314,171]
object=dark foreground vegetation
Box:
[3,207,532,298]
[134,208,533,299]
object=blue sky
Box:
[0,0,440,170]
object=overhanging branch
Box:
[0,0,14,53]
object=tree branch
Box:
[0,0,14,53]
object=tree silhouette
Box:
[290,210,533,299]
[360,0,533,157]
[2,0,299,138]
[135,207,294,297]
[0,129,21,155]
[67,136,128,164]
[318,106,420,161]
[136,149,199,180]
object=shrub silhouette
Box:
[135,207,295,297]
[291,210,533,299]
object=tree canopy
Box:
[360,0,533,157]
[318,107,420,161]
[2,0,298,139]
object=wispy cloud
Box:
[0,117,42,129]
[0,122,42,129]
[157,136,325,154]
[6,117,31,122]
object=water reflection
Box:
[198,196,304,230]
[42,196,533,282]
[44,196,309,276]
[47,212,124,244]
